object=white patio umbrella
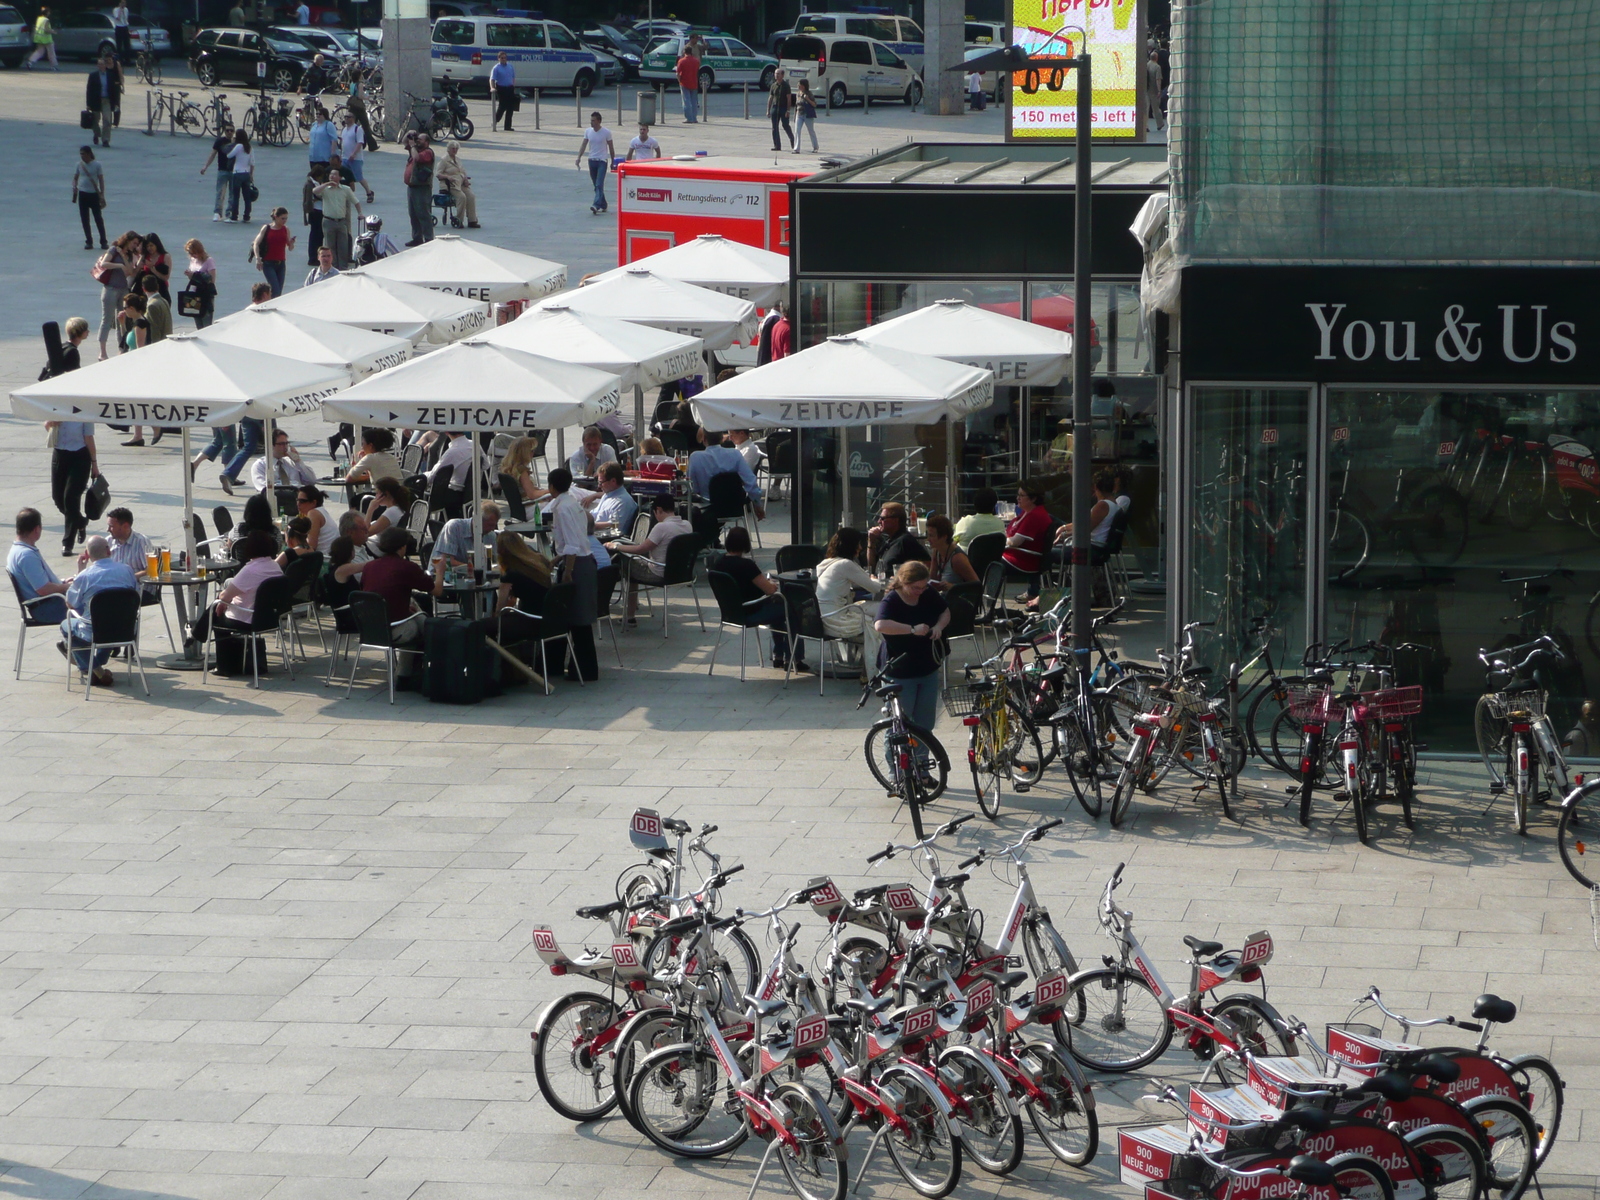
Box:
[10,334,348,667]
[322,341,621,572]
[849,298,1073,386]
[261,272,492,344]
[588,234,789,308]
[357,235,568,304]
[690,335,993,524]
[550,265,758,351]
[474,303,704,438]
[196,307,413,383]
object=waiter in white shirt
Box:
[545,467,599,681]
[250,430,319,490]
[425,431,474,519]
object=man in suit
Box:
[86,53,121,148]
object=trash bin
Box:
[636,89,657,126]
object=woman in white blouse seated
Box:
[814,526,885,679]
[364,477,412,537]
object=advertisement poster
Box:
[1006,0,1144,140]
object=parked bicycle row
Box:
[526,811,1564,1200]
[888,597,1596,888]
[144,85,383,144]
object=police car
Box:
[431,15,609,95]
[639,33,778,91]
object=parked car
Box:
[55,9,171,60]
[626,17,689,46]
[188,26,315,90]
[430,1,497,18]
[640,33,777,91]
[268,23,376,66]
[777,32,920,107]
[430,15,608,95]
[777,11,923,68]
[0,4,30,67]
[581,22,643,79]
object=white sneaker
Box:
[212,213,221,221]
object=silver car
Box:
[54,9,172,60]
[0,5,30,68]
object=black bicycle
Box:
[859,656,950,837]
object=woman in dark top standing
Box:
[714,527,804,671]
[873,560,950,749]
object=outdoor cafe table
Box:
[149,560,240,671]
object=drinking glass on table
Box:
[159,547,171,575]
[146,552,160,578]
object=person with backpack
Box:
[249,207,296,297]
[403,131,435,246]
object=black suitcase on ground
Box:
[423,616,501,704]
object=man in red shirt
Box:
[1001,482,1051,602]
[358,527,442,655]
[675,43,702,123]
[770,303,792,359]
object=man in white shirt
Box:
[625,123,660,161]
[103,507,155,599]
[425,431,474,519]
[612,494,693,622]
[567,426,618,477]
[541,468,599,680]
[295,1,310,24]
[250,429,319,490]
[575,112,615,215]
[727,429,762,470]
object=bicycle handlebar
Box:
[866,813,973,864]
[1356,986,1481,1032]
[952,819,1060,873]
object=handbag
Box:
[90,255,116,285]
[80,109,95,129]
[176,289,205,317]
[84,473,110,522]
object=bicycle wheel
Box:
[531,990,623,1122]
[143,54,162,85]
[1021,913,1079,980]
[864,719,948,801]
[1406,1125,1485,1200]
[1005,700,1045,793]
[772,1080,848,1200]
[1503,1052,1563,1166]
[1393,729,1417,829]
[1057,966,1173,1072]
[1556,780,1598,888]
[1247,679,1303,775]
[1101,672,1165,760]
[938,1045,1021,1175]
[1328,504,1371,581]
[641,922,759,1014]
[1407,484,1471,564]
[1474,693,1509,789]
[1208,994,1297,1085]
[1054,716,1103,817]
[1499,449,1546,532]
[1327,1153,1397,1200]
[879,1062,962,1198]
[627,1040,749,1158]
[1462,1095,1537,1200]
[1108,755,1141,828]
[1015,1041,1097,1166]
[611,1007,695,1130]
[969,720,1002,820]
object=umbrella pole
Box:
[471,434,484,573]
[838,427,851,528]
[945,417,956,518]
[633,383,644,459]
[182,427,197,567]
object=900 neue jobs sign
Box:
[1006,0,1144,140]
[1182,266,1598,386]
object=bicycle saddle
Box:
[744,995,787,1018]
[1472,994,1517,1024]
[1042,661,1071,682]
[1183,665,1214,679]
[1183,935,1225,957]
[1287,1156,1336,1188]
[980,968,1030,991]
[575,900,625,921]
[1277,1107,1331,1134]
[652,914,702,937]
[1355,1070,1413,1103]
[907,977,946,1002]
[662,816,691,834]
[1306,670,1335,685]
[932,872,969,890]
[854,883,890,901]
[843,993,894,1016]
[877,683,904,698]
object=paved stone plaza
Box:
[0,60,1594,1200]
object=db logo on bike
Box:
[885,884,921,915]
[900,1004,938,1039]
[1239,930,1275,967]
[630,809,662,839]
[611,942,637,968]
[794,1013,829,1052]
[1034,970,1069,1008]
[531,929,558,954]
[965,979,995,1014]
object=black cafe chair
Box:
[8,570,63,680]
[342,590,425,704]
[625,533,706,639]
[499,582,581,696]
[202,572,298,689]
[778,578,850,696]
[706,570,775,682]
[774,543,823,575]
[706,470,760,548]
[65,587,149,700]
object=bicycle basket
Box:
[1366,685,1424,720]
[1485,689,1545,721]
[1285,686,1341,723]
[942,685,990,719]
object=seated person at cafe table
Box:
[434,500,500,568]
[62,536,138,688]
[494,530,552,614]
[345,427,402,487]
[688,427,764,527]
[567,425,618,477]
[611,493,693,625]
[297,485,337,552]
[321,536,364,609]
[365,477,412,537]
[276,516,317,567]
[727,428,762,470]
[338,510,373,562]
[590,462,636,531]
[191,532,282,648]
[873,561,951,769]
[498,436,542,502]
[716,526,804,672]
[542,467,599,682]
[815,526,884,679]
[952,486,1007,550]
[866,501,928,578]
[1002,481,1051,603]
[230,494,281,557]
[370,526,443,649]
[250,429,319,490]
[8,507,71,624]
[102,506,156,599]
[925,515,978,590]
[424,430,473,519]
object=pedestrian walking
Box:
[338,110,374,202]
[85,53,120,147]
[201,123,235,221]
[346,84,375,154]
[225,130,255,222]
[489,51,517,130]
[227,1,245,24]
[119,291,149,355]
[249,206,296,296]
[403,131,436,245]
[47,413,99,557]
[313,168,360,266]
[304,244,339,287]
[966,68,986,110]
[72,147,108,251]
[183,237,218,329]
[26,5,57,69]
[437,141,478,228]
[625,123,660,161]
[300,52,332,98]
[295,0,309,23]
[111,2,131,59]
[1146,51,1165,130]
[307,105,336,167]
[767,67,793,151]
[675,42,701,123]
[575,113,615,215]
[93,231,138,360]
[793,79,819,151]
[302,162,327,264]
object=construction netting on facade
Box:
[1167,0,1600,262]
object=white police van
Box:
[431,15,608,95]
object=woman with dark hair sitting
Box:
[276,516,316,566]
[297,484,335,552]
[814,526,884,678]
[716,526,805,671]
[321,535,365,610]
[229,493,280,560]
[347,427,401,486]
[192,531,282,646]
[365,477,413,536]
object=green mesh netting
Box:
[1168,0,1600,261]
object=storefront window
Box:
[1186,388,1313,665]
[1325,389,1600,750]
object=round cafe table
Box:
[149,560,240,671]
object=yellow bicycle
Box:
[946,667,1043,820]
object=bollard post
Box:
[617,80,623,124]
[700,81,708,122]
[743,79,749,119]
[169,93,176,136]
[576,87,583,127]
[534,87,541,129]
[863,75,871,115]
[145,89,152,135]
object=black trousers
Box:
[51,446,91,550]
[493,90,515,129]
[770,108,792,149]
[307,209,323,264]
[77,192,106,244]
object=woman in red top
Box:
[1001,481,1051,600]
[251,207,296,299]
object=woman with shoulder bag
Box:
[93,230,138,361]
[249,208,295,298]
[182,238,219,329]
[71,146,107,251]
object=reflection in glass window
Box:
[547,23,578,49]
[433,19,474,45]
[487,22,545,47]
